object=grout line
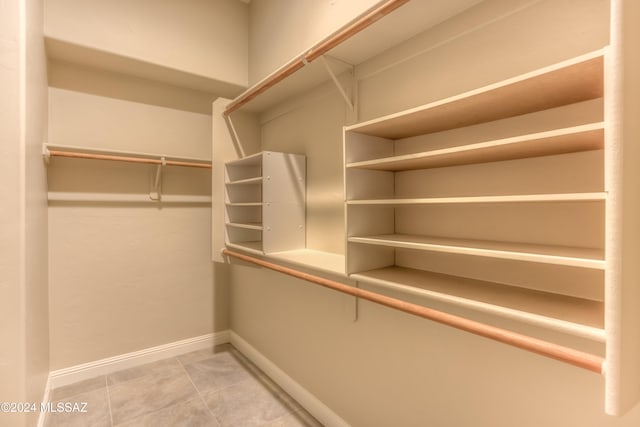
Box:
[105,376,114,427]
[177,354,221,425]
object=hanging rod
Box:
[304,0,410,63]
[223,0,409,116]
[43,144,212,169]
[47,192,212,204]
[221,248,605,375]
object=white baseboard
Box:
[49,330,230,389]
[230,331,350,427]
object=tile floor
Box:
[44,344,322,427]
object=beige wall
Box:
[231,0,640,425]
[45,0,238,374]
[0,0,50,426]
[47,87,228,369]
[0,0,26,425]
[45,0,249,88]
[24,1,50,425]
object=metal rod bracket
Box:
[150,157,165,201]
[320,55,355,111]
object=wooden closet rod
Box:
[48,150,212,169]
[222,248,605,374]
[304,0,410,62]
[224,0,410,116]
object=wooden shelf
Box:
[227,241,263,255]
[346,122,604,171]
[352,266,604,341]
[226,202,262,207]
[45,38,246,103]
[225,151,306,254]
[347,192,606,205]
[226,177,263,185]
[225,151,263,166]
[227,222,263,231]
[348,234,604,270]
[346,50,604,139]
[270,249,346,276]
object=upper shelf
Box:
[45,37,245,100]
[346,49,604,139]
[346,122,604,171]
[224,0,483,115]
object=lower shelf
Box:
[223,245,346,277]
[269,249,345,276]
[227,222,263,230]
[351,266,604,342]
[226,241,263,255]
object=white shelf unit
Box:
[344,50,606,340]
[225,151,306,254]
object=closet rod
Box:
[222,248,605,374]
[304,0,410,62]
[223,0,409,116]
[47,150,212,169]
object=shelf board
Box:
[226,222,263,231]
[226,202,263,207]
[351,266,604,341]
[346,50,604,139]
[226,241,263,255]
[225,151,263,167]
[45,38,245,102]
[226,177,263,185]
[269,249,346,276]
[346,122,604,171]
[348,234,604,269]
[347,192,606,205]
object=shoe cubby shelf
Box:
[344,49,607,339]
[225,151,306,255]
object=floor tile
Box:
[50,375,107,401]
[45,386,111,427]
[107,357,183,386]
[183,351,252,394]
[45,344,323,427]
[263,410,324,427]
[109,371,198,425]
[114,396,219,427]
[202,377,295,427]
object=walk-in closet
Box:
[2,1,640,426]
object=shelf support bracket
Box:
[320,55,355,112]
[150,156,166,201]
[223,113,246,159]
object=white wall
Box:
[47,87,228,369]
[0,0,49,426]
[230,0,640,425]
